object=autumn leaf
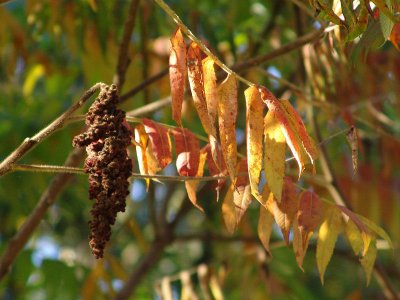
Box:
[360,239,377,286]
[338,205,373,256]
[142,118,172,170]
[259,86,317,177]
[245,86,264,202]
[346,126,358,174]
[316,206,344,284]
[185,151,207,212]
[292,218,305,270]
[233,158,251,224]
[218,74,238,184]
[266,177,298,245]
[264,110,286,202]
[222,185,236,234]
[297,190,323,250]
[202,57,218,124]
[258,185,275,254]
[187,43,218,158]
[203,143,227,198]
[169,27,187,125]
[172,128,200,177]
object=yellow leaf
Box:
[258,204,275,255]
[360,239,377,286]
[245,86,264,202]
[316,206,344,284]
[23,64,45,97]
[222,185,236,234]
[264,110,286,202]
[357,214,393,250]
[218,74,238,184]
[185,151,207,212]
[345,219,364,255]
[202,57,218,124]
[170,27,187,126]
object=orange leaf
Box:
[172,128,200,177]
[264,110,286,202]
[202,143,227,196]
[218,74,238,184]
[245,86,264,202]
[169,27,187,125]
[389,23,400,50]
[202,57,218,125]
[292,218,306,270]
[142,119,172,170]
[266,177,298,245]
[222,185,236,234]
[258,185,275,255]
[259,86,316,177]
[185,151,207,212]
[233,158,251,224]
[187,43,218,152]
[297,191,323,249]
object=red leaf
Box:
[172,128,200,177]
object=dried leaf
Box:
[258,202,275,255]
[297,190,323,250]
[338,205,373,256]
[346,126,358,174]
[169,28,187,125]
[185,151,207,212]
[187,43,218,152]
[218,74,238,184]
[245,86,264,202]
[259,86,317,177]
[360,239,377,286]
[233,159,251,224]
[203,143,227,196]
[142,119,172,169]
[172,128,200,177]
[266,177,298,244]
[222,185,236,234]
[292,218,305,271]
[202,57,218,124]
[264,110,286,202]
[316,206,344,284]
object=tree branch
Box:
[0,83,102,177]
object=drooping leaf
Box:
[222,185,236,234]
[345,218,364,255]
[169,27,187,125]
[218,74,238,184]
[202,57,218,125]
[258,185,275,254]
[187,43,218,155]
[203,143,227,198]
[316,206,344,284]
[185,151,207,212]
[360,239,377,286]
[259,86,316,177]
[266,177,298,244]
[357,214,393,249]
[172,128,200,177]
[142,118,172,170]
[346,126,358,174]
[245,86,264,202]
[264,110,286,202]
[297,190,323,250]
[292,218,305,271]
[338,205,373,256]
[233,158,251,224]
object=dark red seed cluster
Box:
[73,84,132,259]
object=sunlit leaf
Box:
[218,74,238,184]
[264,110,286,202]
[172,128,200,177]
[202,57,218,125]
[170,27,187,125]
[142,118,172,170]
[185,151,207,212]
[316,206,344,284]
[245,86,264,202]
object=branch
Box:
[0,147,85,280]
[113,0,140,89]
[0,83,102,177]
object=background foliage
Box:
[0,0,399,299]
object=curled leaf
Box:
[169,27,187,125]
[233,158,251,224]
[218,74,238,184]
[172,128,200,177]
[245,86,264,202]
[185,151,207,212]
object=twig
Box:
[0,147,85,280]
[11,164,86,174]
[153,0,254,87]
[0,83,102,177]
[113,0,140,89]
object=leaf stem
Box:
[153,0,254,87]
